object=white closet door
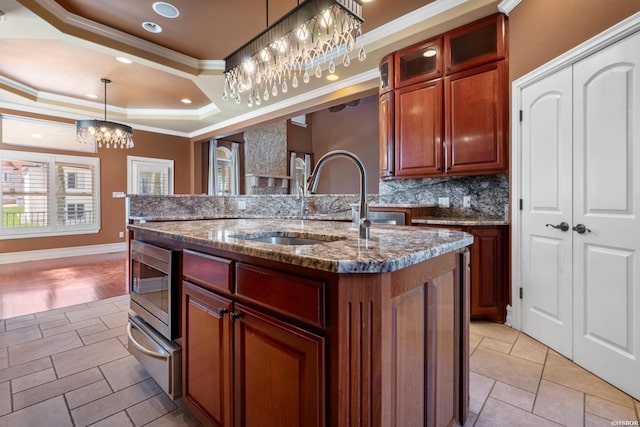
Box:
[520,67,574,357]
[572,30,640,399]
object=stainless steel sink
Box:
[232,233,344,246]
[248,236,329,245]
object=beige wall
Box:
[509,0,640,81]
[310,95,379,194]
[1,108,191,253]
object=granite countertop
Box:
[412,217,510,226]
[128,219,473,274]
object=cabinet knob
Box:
[230,312,241,321]
[218,307,228,316]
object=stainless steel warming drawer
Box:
[127,314,181,399]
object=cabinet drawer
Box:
[236,263,325,328]
[183,250,233,294]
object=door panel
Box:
[584,245,633,352]
[520,66,573,357]
[572,30,640,399]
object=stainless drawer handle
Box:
[127,322,169,360]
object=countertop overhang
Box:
[128,219,473,273]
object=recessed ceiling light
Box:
[116,57,132,64]
[153,2,180,18]
[180,98,192,104]
[142,21,162,33]
[86,93,98,99]
[326,74,339,81]
[31,133,43,139]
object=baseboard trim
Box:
[0,243,126,264]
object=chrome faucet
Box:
[307,150,370,239]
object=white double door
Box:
[520,30,640,399]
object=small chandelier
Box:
[222,0,365,108]
[77,78,134,149]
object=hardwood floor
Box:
[0,252,127,319]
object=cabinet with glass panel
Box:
[380,13,508,179]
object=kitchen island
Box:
[128,219,473,427]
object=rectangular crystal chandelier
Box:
[222,0,365,107]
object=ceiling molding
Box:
[17,0,205,75]
[497,0,522,15]
[0,76,39,101]
[191,68,380,139]
[363,0,469,46]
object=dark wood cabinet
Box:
[394,37,442,88]
[444,60,507,174]
[380,13,508,179]
[378,54,393,94]
[182,253,325,427]
[233,304,324,427]
[182,280,233,427]
[419,224,508,322]
[444,13,506,74]
[379,91,394,178]
[395,79,443,177]
[467,226,508,322]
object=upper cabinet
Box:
[379,13,508,179]
[395,38,442,88]
[444,13,507,74]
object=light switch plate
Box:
[238,200,247,210]
[438,197,450,208]
[463,196,471,208]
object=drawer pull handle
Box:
[127,322,169,360]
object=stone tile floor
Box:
[469,321,640,426]
[0,295,637,426]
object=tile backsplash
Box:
[379,174,509,219]
[128,174,509,221]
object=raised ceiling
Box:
[0,0,503,139]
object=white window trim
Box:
[1,149,101,239]
[127,156,174,195]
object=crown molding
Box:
[497,0,522,15]
[17,0,205,74]
[191,67,379,139]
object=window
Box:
[1,150,100,239]
[127,156,174,195]
[208,141,239,196]
[216,146,232,195]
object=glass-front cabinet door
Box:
[394,37,442,88]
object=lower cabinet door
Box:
[468,226,508,322]
[233,303,325,427]
[182,281,233,427]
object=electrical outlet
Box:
[118,231,124,238]
[463,196,471,208]
[238,200,247,210]
[438,197,450,208]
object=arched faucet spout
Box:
[307,150,370,239]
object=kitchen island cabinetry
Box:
[129,219,472,427]
[418,222,508,322]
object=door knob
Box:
[572,223,591,234]
[546,222,570,232]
